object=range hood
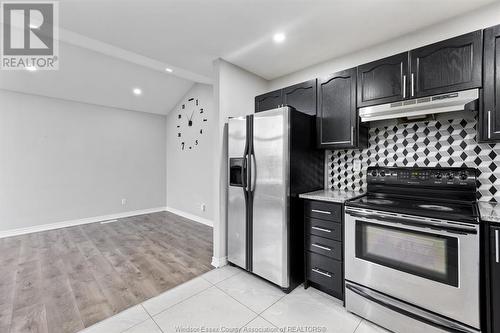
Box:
[359,89,479,122]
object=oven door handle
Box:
[346,210,477,235]
[346,282,479,333]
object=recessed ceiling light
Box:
[165,68,173,73]
[25,66,37,72]
[273,33,286,43]
[133,88,142,96]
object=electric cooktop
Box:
[345,166,480,223]
[346,193,479,223]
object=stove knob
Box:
[460,172,468,181]
[435,172,442,179]
[371,170,378,177]
[447,172,455,180]
[379,171,386,177]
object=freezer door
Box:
[252,107,289,288]
[227,116,248,269]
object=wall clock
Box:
[176,97,207,151]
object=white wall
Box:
[269,1,500,89]
[212,59,268,266]
[166,83,215,225]
[0,90,167,233]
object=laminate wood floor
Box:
[0,211,213,333]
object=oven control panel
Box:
[367,167,477,187]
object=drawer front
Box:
[305,200,342,222]
[306,235,342,261]
[306,252,343,294]
[307,218,342,241]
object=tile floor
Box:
[79,266,389,333]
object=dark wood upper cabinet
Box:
[482,25,500,142]
[255,89,283,113]
[283,79,317,116]
[357,53,409,108]
[255,28,489,144]
[318,68,366,149]
[410,31,483,98]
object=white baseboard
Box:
[0,206,167,239]
[211,256,228,268]
[166,206,213,227]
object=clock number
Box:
[203,119,207,122]
[195,140,198,145]
[196,99,199,106]
[178,133,181,137]
[182,104,185,109]
[200,129,203,134]
[200,108,204,114]
[181,142,185,150]
[178,114,181,119]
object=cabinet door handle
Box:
[350,126,354,145]
[488,110,492,139]
[496,230,499,264]
[311,209,331,215]
[402,75,407,99]
[411,73,415,97]
[312,243,332,251]
[312,268,332,278]
[311,226,332,233]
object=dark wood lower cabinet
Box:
[303,200,344,300]
[306,252,343,297]
[485,224,500,333]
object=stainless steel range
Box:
[344,167,480,333]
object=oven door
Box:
[345,207,480,329]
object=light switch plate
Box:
[353,160,361,172]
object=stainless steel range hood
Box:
[359,89,479,122]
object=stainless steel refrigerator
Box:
[227,106,323,292]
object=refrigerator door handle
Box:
[250,153,257,192]
[245,154,251,192]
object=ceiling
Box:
[59,0,498,80]
[0,42,194,115]
[1,0,499,114]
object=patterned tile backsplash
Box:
[327,113,500,202]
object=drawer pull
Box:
[311,209,331,215]
[312,243,331,251]
[312,268,332,278]
[311,226,332,233]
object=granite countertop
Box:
[299,189,365,203]
[478,201,500,223]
